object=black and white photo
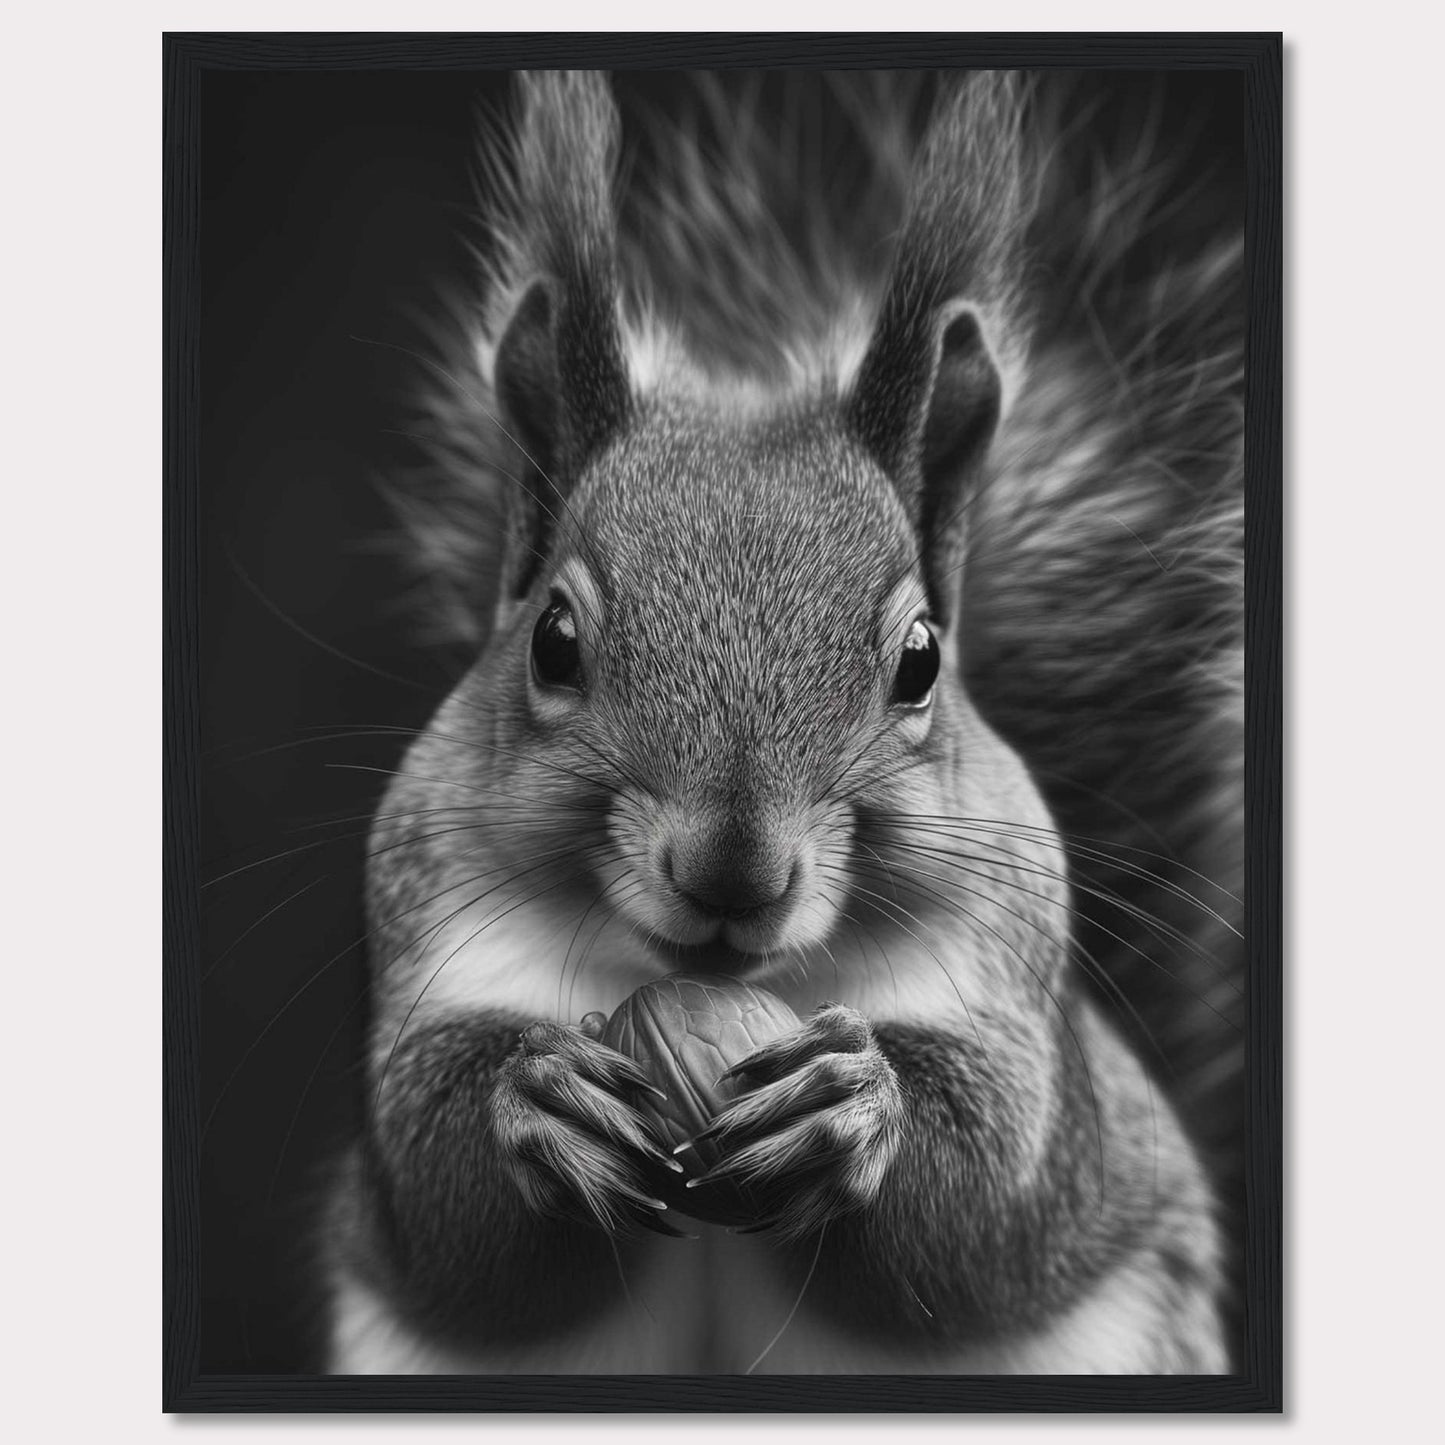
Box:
[174,40,1280,1408]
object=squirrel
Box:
[323,69,1245,1374]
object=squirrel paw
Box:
[492,1021,690,1238]
[687,1004,904,1240]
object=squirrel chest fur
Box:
[324,70,1243,1375]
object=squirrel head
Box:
[477,282,1009,965]
[387,73,1061,985]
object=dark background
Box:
[197,69,1246,1374]
[199,70,505,1371]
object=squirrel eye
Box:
[531,598,583,689]
[893,619,940,707]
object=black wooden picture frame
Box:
[164,30,1281,1413]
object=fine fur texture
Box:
[335,70,1245,1375]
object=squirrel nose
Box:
[665,843,795,921]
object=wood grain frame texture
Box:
[163,30,1282,1414]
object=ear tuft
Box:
[842,73,1028,626]
[486,72,633,600]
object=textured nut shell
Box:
[602,975,800,1224]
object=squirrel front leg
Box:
[832,1009,1222,1365]
[705,997,1223,1364]
[353,1011,677,1350]
[797,1013,1108,1340]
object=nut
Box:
[603,974,800,1224]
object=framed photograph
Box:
[165,32,1281,1412]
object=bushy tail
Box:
[965,86,1246,1157]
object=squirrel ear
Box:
[917,308,1003,624]
[493,279,567,602]
[492,275,631,598]
[494,279,564,483]
[489,71,633,599]
[849,304,1002,627]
